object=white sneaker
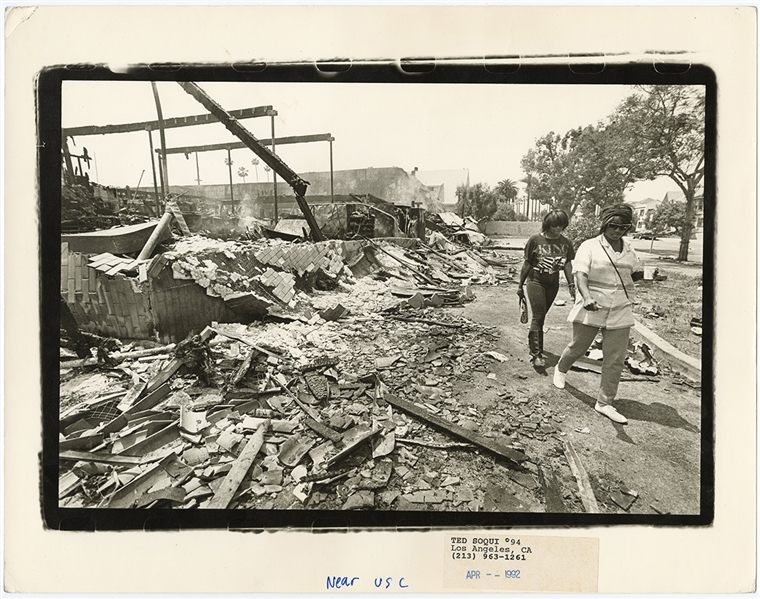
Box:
[595,402,628,424]
[553,366,566,389]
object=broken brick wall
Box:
[148,254,241,344]
[61,245,154,340]
[62,238,384,344]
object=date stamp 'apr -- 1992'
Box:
[443,535,599,593]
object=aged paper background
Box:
[4,5,756,593]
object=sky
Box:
[62,80,678,204]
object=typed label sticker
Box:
[443,535,599,592]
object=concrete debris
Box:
[58,293,544,510]
[58,229,589,513]
[626,341,659,376]
[610,489,637,511]
[486,351,509,363]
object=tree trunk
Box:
[677,186,696,261]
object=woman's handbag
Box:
[519,295,529,324]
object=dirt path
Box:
[443,284,702,515]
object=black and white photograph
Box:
[6,4,755,594]
[50,69,712,524]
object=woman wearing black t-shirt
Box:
[517,209,576,369]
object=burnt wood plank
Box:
[384,393,528,466]
[206,422,268,509]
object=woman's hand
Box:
[517,287,525,299]
[582,296,599,311]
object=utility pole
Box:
[525,176,532,219]
[150,82,170,203]
[329,138,334,204]
[226,149,234,204]
[270,110,278,222]
[147,129,160,214]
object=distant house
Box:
[629,197,661,232]
[629,189,705,234]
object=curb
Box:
[632,320,702,381]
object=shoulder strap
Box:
[598,238,629,299]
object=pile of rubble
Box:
[59,234,533,510]
[60,304,650,512]
[61,183,119,233]
[59,231,666,514]
[59,312,530,510]
[61,225,518,349]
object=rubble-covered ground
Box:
[634,269,703,358]
[59,236,693,514]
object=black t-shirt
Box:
[524,233,575,284]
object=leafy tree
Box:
[565,213,601,252]
[520,125,643,219]
[237,166,248,183]
[493,202,519,221]
[610,85,705,261]
[469,183,497,222]
[649,197,690,235]
[455,182,496,222]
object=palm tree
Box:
[237,166,248,184]
[520,174,537,218]
[496,178,519,203]
[251,157,260,183]
[264,165,271,182]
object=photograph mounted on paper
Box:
[43,63,714,529]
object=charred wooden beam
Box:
[62,105,273,137]
[158,134,334,155]
[562,439,599,513]
[206,421,269,509]
[384,393,528,467]
[177,81,323,241]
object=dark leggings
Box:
[526,278,559,355]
